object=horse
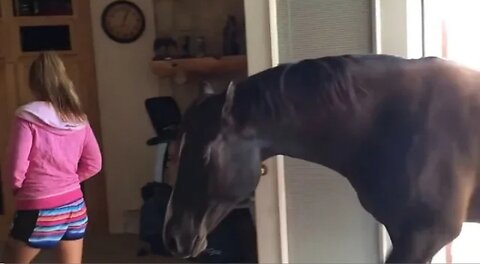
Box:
[163,54,480,263]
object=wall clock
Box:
[101,1,145,43]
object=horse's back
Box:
[304,55,480,224]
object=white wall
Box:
[378,0,423,58]
[90,0,160,233]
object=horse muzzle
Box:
[164,224,208,258]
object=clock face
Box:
[101,1,145,43]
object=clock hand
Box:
[122,10,131,26]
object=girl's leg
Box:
[55,239,84,264]
[4,238,41,264]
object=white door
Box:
[244,1,383,263]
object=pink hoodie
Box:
[3,101,102,210]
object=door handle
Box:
[261,163,268,176]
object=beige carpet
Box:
[1,234,186,263]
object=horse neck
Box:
[257,115,352,174]
[230,61,368,173]
[230,79,349,173]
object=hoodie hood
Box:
[16,101,86,133]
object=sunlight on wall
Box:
[443,0,480,70]
[426,0,480,263]
[432,224,480,263]
[451,224,480,263]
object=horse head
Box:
[163,81,262,258]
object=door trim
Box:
[267,0,289,263]
[244,0,289,263]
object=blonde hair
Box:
[29,51,86,123]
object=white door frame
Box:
[244,1,288,263]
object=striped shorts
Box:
[10,198,88,249]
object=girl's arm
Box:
[3,118,33,194]
[77,124,102,182]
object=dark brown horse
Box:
[163,54,480,263]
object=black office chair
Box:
[138,96,181,256]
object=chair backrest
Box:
[145,97,181,137]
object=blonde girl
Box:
[3,51,102,263]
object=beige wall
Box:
[89,0,246,233]
[90,0,161,233]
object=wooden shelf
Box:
[150,55,247,78]
[19,50,77,58]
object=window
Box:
[424,0,480,69]
[424,0,480,262]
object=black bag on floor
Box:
[139,182,172,256]
[138,182,257,263]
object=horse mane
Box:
[282,55,366,112]
[229,55,392,128]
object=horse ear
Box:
[222,81,236,122]
[200,81,215,95]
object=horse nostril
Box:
[167,236,178,254]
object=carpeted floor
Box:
[0,234,186,263]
